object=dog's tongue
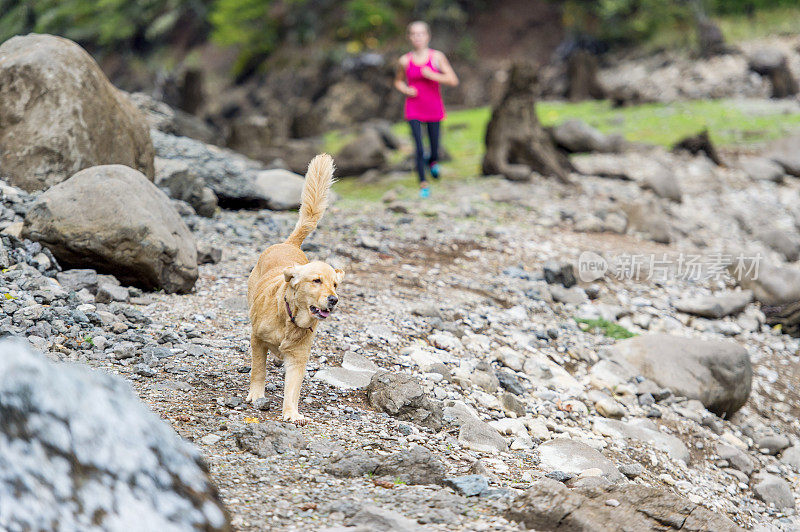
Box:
[318,309,330,318]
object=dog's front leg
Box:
[246,335,268,402]
[281,353,309,425]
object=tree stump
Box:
[696,18,727,58]
[566,49,605,101]
[482,63,572,183]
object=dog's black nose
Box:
[328,295,338,307]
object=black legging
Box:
[408,120,440,183]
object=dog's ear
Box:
[334,269,345,283]
[284,266,300,285]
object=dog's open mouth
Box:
[310,306,331,319]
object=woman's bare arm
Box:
[421,51,459,87]
[394,56,417,97]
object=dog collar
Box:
[284,296,313,331]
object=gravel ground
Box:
[5,159,800,530]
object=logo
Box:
[577,251,608,282]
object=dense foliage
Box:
[0,0,794,67]
[562,0,796,45]
[0,0,211,50]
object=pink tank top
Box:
[404,50,446,122]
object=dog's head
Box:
[284,261,344,325]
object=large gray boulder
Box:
[506,478,743,531]
[22,165,198,293]
[151,129,309,210]
[607,334,751,417]
[0,34,154,192]
[0,339,230,531]
[128,91,216,144]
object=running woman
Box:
[394,21,459,198]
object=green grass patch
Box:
[575,318,636,340]
[331,97,800,202]
[642,6,800,51]
[717,6,800,42]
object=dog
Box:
[246,153,343,424]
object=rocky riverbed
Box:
[4,138,800,529]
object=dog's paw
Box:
[246,390,265,402]
[283,411,308,425]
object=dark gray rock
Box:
[543,261,577,288]
[154,157,218,217]
[0,339,230,531]
[325,449,381,478]
[57,269,99,293]
[496,370,526,396]
[233,422,306,457]
[345,504,421,532]
[374,446,447,485]
[545,470,574,483]
[325,446,446,485]
[442,475,489,497]
[366,372,443,430]
[198,243,223,264]
[335,128,389,176]
[506,478,743,531]
[128,91,216,144]
[95,283,130,304]
[151,129,309,210]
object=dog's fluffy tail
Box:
[285,153,335,247]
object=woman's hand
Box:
[420,66,438,81]
[405,86,418,97]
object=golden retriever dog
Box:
[246,154,343,424]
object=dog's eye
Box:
[313,278,322,284]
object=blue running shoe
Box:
[429,162,440,179]
[420,185,430,198]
